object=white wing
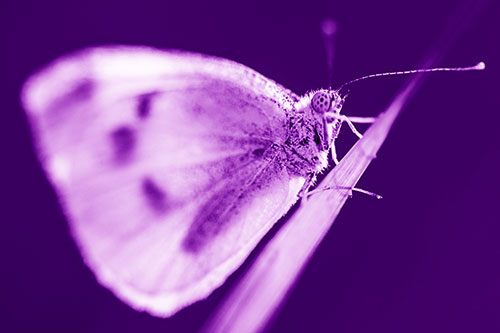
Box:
[21,46,307,316]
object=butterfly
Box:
[21,45,482,317]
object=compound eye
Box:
[311,91,332,113]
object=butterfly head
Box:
[310,88,348,115]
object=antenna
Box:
[337,61,485,92]
[321,18,338,88]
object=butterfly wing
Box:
[21,46,307,316]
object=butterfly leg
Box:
[343,115,378,139]
[345,115,377,123]
[298,173,317,202]
[325,113,377,139]
[306,185,382,200]
[341,115,364,139]
[330,142,340,165]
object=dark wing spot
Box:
[252,148,265,157]
[68,79,94,101]
[110,126,136,163]
[50,79,94,112]
[136,93,156,119]
[141,177,169,213]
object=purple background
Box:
[4,0,499,332]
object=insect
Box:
[21,45,484,316]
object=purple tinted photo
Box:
[4,0,498,332]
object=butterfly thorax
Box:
[280,107,330,177]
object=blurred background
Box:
[4,0,499,332]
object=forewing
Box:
[21,46,305,316]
